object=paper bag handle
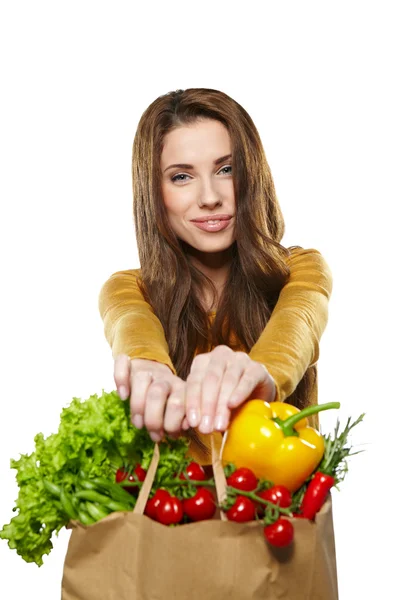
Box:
[210,433,228,521]
[133,434,228,521]
[133,442,160,515]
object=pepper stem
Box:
[279,402,341,437]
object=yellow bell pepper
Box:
[221,400,340,492]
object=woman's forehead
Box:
[160,120,231,167]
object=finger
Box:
[185,353,210,429]
[130,370,154,428]
[149,428,165,443]
[114,354,131,400]
[182,417,190,430]
[249,364,276,403]
[163,381,186,434]
[214,356,247,431]
[227,362,273,408]
[143,378,171,437]
[198,346,235,434]
[198,360,227,435]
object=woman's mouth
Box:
[191,217,232,233]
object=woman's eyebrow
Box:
[164,154,232,173]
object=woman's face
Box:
[160,119,236,257]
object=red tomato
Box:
[116,464,147,495]
[179,462,206,481]
[227,467,258,492]
[133,465,147,481]
[263,518,294,548]
[226,496,256,523]
[156,495,184,525]
[256,485,292,516]
[183,488,216,521]
[144,489,170,521]
[264,485,292,507]
[115,468,127,483]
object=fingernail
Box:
[119,386,129,400]
[199,415,212,434]
[132,414,143,429]
[214,415,227,431]
[188,409,200,427]
[150,432,161,442]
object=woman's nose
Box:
[197,178,222,207]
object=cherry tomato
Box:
[263,518,294,548]
[256,485,292,516]
[226,496,256,523]
[156,495,184,525]
[133,464,147,481]
[179,462,206,481]
[116,464,147,495]
[183,487,216,521]
[115,468,127,483]
[227,467,258,492]
[264,485,292,507]
[144,489,170,521]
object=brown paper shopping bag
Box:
[61,435,338,600]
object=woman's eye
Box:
[171,173,189,181]
[171,173,189,182]
[219,165,232,175]
[171,165,232,183]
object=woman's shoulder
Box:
[102,267,142,282]
[285,245,326,261]
[98,267,143,298]
[284,246,332,272]
[282,246,333,296]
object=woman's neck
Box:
[183,242,235,312]
[192,258,231,312]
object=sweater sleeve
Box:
[98,269,177,375]
[248,248,333,403]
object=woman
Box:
[98,88,333,465]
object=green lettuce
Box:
[0,389,190,566]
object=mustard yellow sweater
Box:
[98,247,333,464]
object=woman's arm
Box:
[99,247,333,408]
[249,247,333,403]
[98,269,177,375]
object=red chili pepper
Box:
[299,472,335,519]
[299,413,365,519]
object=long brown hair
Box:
[131,88,317,448]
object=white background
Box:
[0,2,398,598]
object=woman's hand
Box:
[114,355,189,442]
[185,345,277,434]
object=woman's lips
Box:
[191,218,232,232]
